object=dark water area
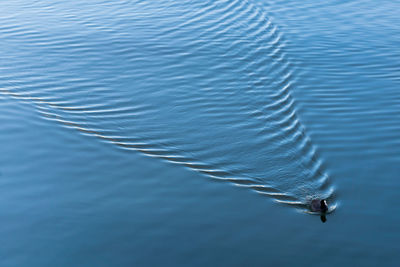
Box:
[1,0,399,266]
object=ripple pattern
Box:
[0,0,337,212]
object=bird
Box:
[310,199,328,213]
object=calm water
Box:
[1,0,399,266]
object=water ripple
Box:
[0,0,337,213]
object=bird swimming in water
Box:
[310,199,328,213]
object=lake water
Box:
[1,0,399,266]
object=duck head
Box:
[320,199,328,213]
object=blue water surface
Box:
[1,0,399,266]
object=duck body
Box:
[310,199,328,213]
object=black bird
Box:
[310,199,328,213]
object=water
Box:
[0,0,399,266]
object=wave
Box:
[0,0,336,212]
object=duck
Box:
[310,199,328,213]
